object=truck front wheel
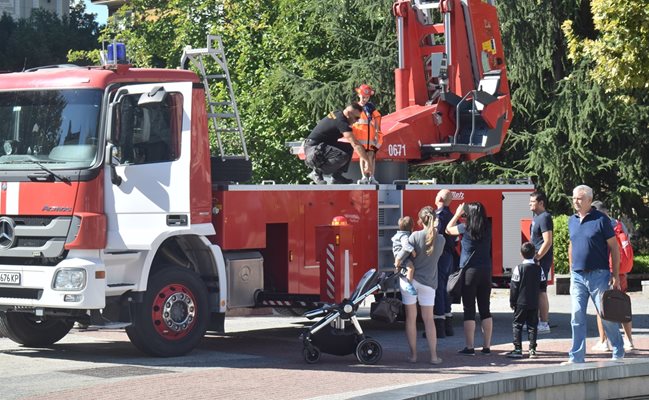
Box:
[126,265,209,357]
[0,312,73,347]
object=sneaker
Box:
[368,176,379,184]
[537,322,551,334]
[481,348,491,355]
[307,170,326,185]
[331,173,353,184]
[624,338,635,352]
[357,177,369,184]
[458,347,475,355]
[591,340,611,352]
[529,349,537,359]
[404,282,417,296]
[506,349,523,359]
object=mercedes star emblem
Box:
[0,217,16,250]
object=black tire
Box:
[303,345,321,364]
[126,266,209,357]
[355,338,382,365]
[0,311,73,347]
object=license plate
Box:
[0,272,20,285]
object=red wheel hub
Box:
[151,284,197,340]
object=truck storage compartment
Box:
[224,251,263,308]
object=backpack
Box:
[613,220,634,274]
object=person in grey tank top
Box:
[395,206,445,365]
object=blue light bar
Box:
[107,43,127,64]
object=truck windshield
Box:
[0,89,102,170]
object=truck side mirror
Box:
[106,144,122,186]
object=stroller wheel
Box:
[356,338,382,365]
[303,345,321,364]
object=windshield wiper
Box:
[13,159,72,184]
[33,160,71,184]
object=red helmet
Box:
[356,84,375,96]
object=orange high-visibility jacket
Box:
[352,108,382,150]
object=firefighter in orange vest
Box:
[352,84,382,184]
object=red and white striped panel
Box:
[325,243,335,301]
[0,182,20,215]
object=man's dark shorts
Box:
[539,265,550,292]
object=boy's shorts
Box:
[400,279,436,306]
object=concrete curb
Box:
[350,358,649,400]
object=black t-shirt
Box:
[307,111,352,145]
[531,211,553,271]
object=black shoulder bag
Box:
[370,274,403,324]
[447,251,475,300]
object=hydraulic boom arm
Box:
[380,0,512,165]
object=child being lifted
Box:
[392,216,418,295]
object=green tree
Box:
[0,2,100,71]
[499,0,649,231]
[564,0,649,92]
[214,0,396,183]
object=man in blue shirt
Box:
[434,189,457,337]
[563,184,624,364]
[529,191,553,334]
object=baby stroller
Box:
[300,268,397,364]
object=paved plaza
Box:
[0,287,647,399]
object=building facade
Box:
[90,0,123,15]
[0,0,70,20]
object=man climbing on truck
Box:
[304,103,369,184]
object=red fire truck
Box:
[0,0,529,357]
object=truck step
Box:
[76,322,131,330]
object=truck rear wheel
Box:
[0,312,73,347]
[126,265,209,357]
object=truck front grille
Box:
[0,287,42,300]
[0,216,71,266]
